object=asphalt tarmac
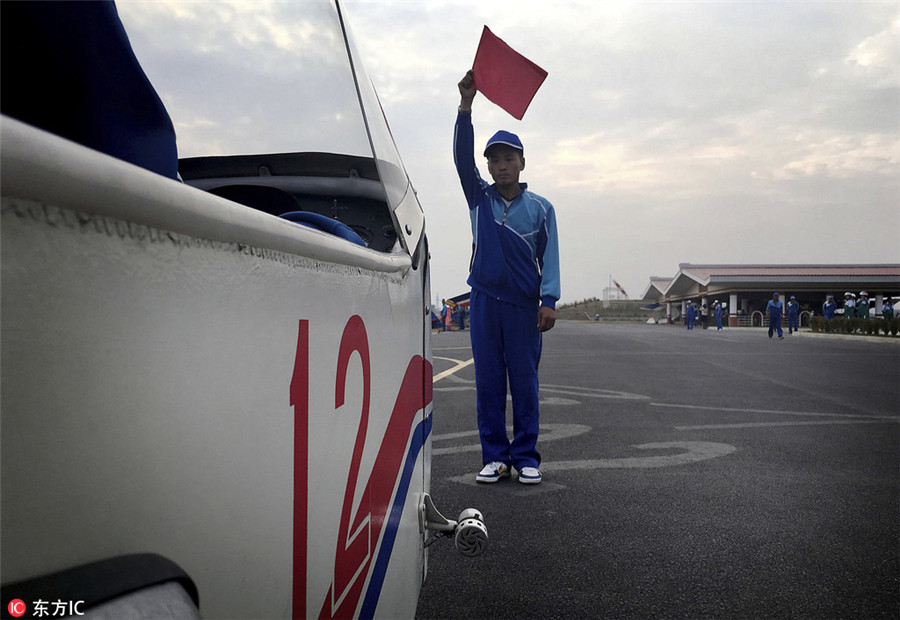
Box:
[416,321,899,620]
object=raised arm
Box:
[453,70,485,208]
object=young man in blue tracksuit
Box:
[787,295,800,334]
[454,70,560,485]
[767,292,784,339]
[822,294,836,319]
[883,296,894,320]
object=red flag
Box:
[472,26,548,120]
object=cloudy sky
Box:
[117,1,899,305]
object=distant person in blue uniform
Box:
[714,300,724,330]
[455,70,560,486]
[787,295,800,334]
[767,292,784,339]
[822,294,836,319]
[685,301,695,330]
[440,300,449,332]
[882,296,894,320]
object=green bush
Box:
[792,316,896,337]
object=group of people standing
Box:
[439,299,467,332]
[768,290,895,339]
[686,291,895,340]
[764,292,800,339]
[821,291,894,321]
[684,300,726,331]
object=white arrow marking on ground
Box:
[446,442,737,485]
[540,441,737,471]
[541,384,650,400]
[432,356,474,383]
[432,423,591,456]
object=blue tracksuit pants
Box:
[768,313,783,338]
[469,289,542,470]
[788,312,799,333]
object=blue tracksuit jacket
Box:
[453,111,560,309]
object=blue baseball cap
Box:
[484,130,524,156]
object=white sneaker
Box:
[476,461,510,483]
[518,467,542,484]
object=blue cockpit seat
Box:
[280,211,367,247]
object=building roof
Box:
[679,263,900,281]
[640,276,673,301]
[645,263,900,302]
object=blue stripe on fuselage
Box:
[358,412,433,619]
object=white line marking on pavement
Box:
[650,402,898,420]
[433,376,651,402]
[675,419,899,431]
[542,384,650,400]
[432,356,474,383]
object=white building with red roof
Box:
[641,264,900,326]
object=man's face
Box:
[486,146,525,187]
